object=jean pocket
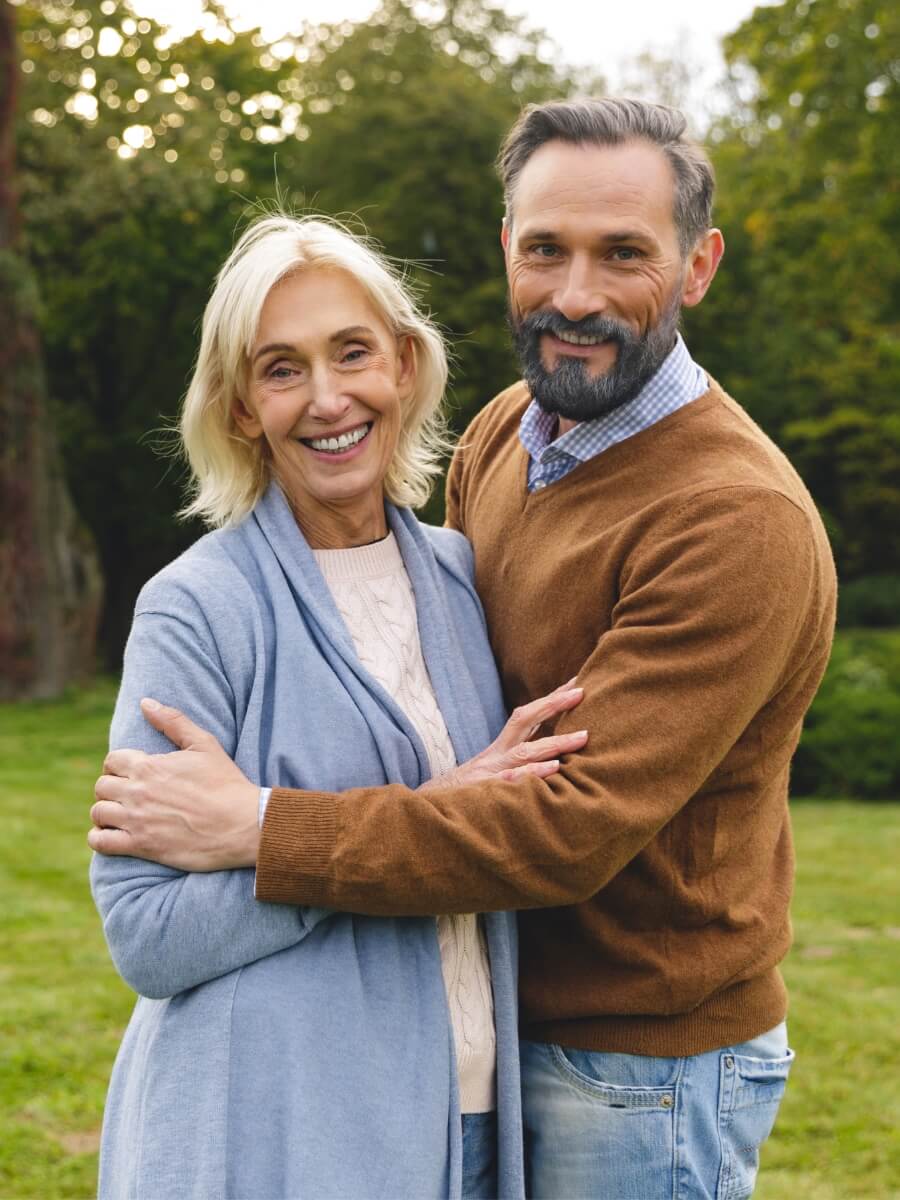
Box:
[549,1043,683,1110]
[717,1048,794,1199]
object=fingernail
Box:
[563,688,583,699]
[569,729,588,739]
[141,698,160,711]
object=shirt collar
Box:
[519,333,704,465]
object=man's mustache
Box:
[516,310,635,346]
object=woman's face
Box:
[237,268,415,548]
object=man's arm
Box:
[255,488,827,914]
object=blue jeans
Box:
[462,1111,499,1199]
[521,1023,793,1200]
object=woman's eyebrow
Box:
[252,341,295,363]
[252,326,376,364]
[328,325,376,344]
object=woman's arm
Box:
[91,602,328,999]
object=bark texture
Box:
[0,5,103,699]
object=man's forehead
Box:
[511,139,677,235]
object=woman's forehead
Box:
[256,267,391,346]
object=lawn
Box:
[1,681,898,1198]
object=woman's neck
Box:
[285,489,389,550]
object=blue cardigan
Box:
[91,484,523,1200]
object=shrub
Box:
[792,631,900,799]
[838,575,900,629]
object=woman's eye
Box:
[269,365,295,380]
[342,347,369,364]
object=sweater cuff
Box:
[256,788,341,905]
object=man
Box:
[91,98,836,1198]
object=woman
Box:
[90,214,584,1199]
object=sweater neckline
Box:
[312,532,403,582]
[518,384,723,504]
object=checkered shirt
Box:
[519,334,708,492]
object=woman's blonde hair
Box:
[180,213,452,527]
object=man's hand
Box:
[88,699,260,871]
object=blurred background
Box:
[1,0,898,1196]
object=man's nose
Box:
[554,259,606,323]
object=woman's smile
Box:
[235,267,416,548]
[298,420,374,456]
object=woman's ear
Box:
[232,394,263,439]
[396,335,418,401]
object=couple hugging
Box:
[88,96,835,1200]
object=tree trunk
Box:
[0,5,103,700]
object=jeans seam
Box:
[548,1042,683,1106]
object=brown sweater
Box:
[258,379,836,1055]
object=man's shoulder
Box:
[462,380,532,445]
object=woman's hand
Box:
[419,678,586,791]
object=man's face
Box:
[503,139,689,423]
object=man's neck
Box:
[557,416,579,438]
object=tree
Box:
[685,0,900,578]
[14,0,587,660]
[0,0,102,699]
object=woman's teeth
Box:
[304,423,371,453]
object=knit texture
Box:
[257,379,837,1056]
[313,535,497,1113]
[91,486,524,1199]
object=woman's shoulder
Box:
[417,523,476,584]
[134,526,254,625]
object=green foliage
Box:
[13,0,899,654]
[686,0,900,583]
[838,574,900,628]
[14,0,587,654]
[793,630,900,799]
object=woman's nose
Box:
[307,375,352,423]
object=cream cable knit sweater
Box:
[312,533,497,1114]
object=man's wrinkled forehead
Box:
[506,139,679,242]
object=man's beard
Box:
[508,291,682,423]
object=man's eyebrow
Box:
[602,230,657,246]
[251,327,375,364]
[516,228,658,246]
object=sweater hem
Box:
[520,969,788,1057]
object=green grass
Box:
[1,684,899,1198]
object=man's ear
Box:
[396,335,417,401]
[681,228,725,309]
[232,395,263,440]
[501,218,510,258]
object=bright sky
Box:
[138,0,782,124]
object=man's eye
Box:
[525,243,560,259]
[612,248,640,261]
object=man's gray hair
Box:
[497,97,715,255]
